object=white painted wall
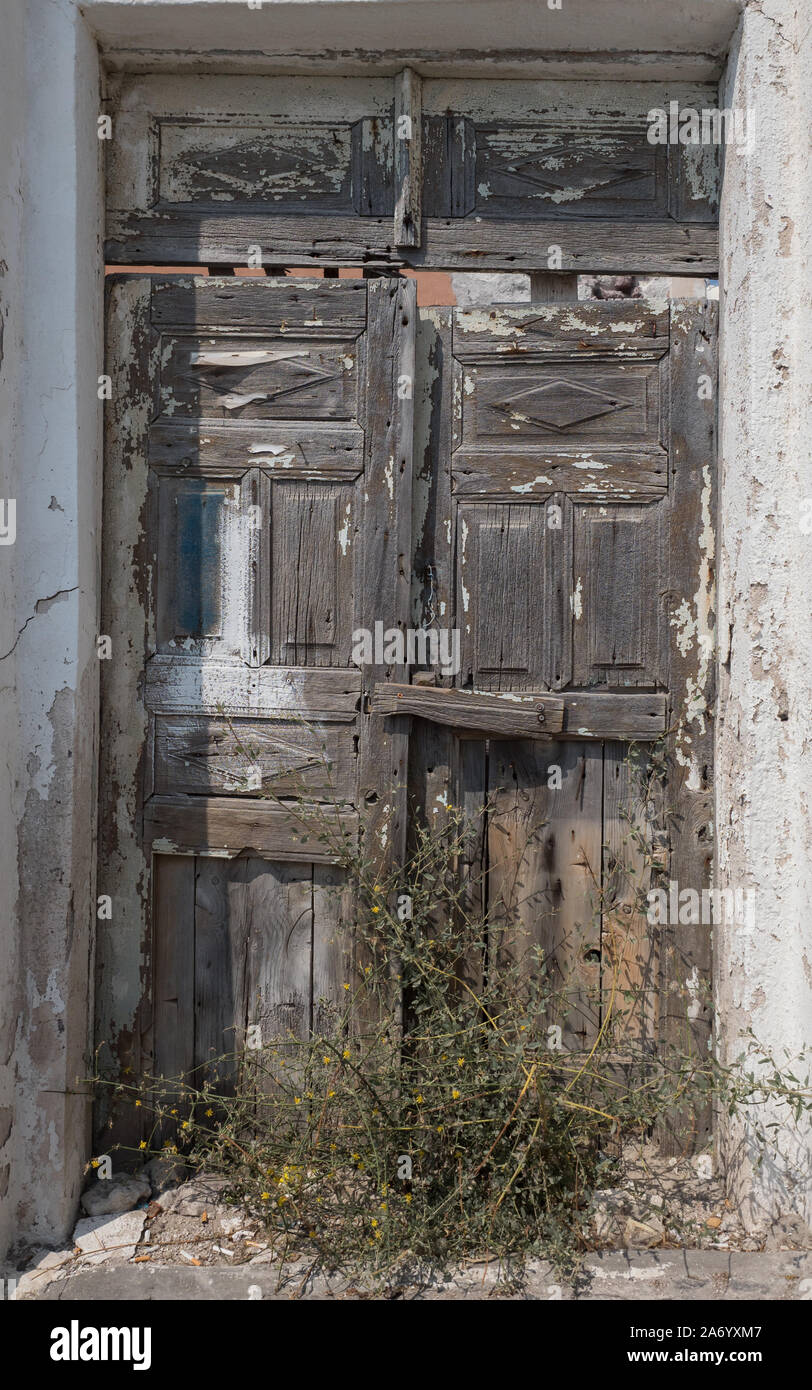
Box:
[0,0,27,1264]
[0,0,103,1260]
[717,0,812,1227]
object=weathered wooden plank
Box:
[194,857,251,1090]
[422,116,476,218]
[394,68,422,247]
[373,683,667,740]
[529,272,580,302]
[151,855,196,1118]
[151,276,368,331]
[149,421,364,479]
[153,715,356,801]
[412,308,454,677]
[602,742,662,1048]
[659,300,717,1153]
[312,865,354,1040]
[451,451,667,501]
[244,861,313,1096]
[144,796,358,862]
[373,683,565,736]
[488,741,603,1050]
[351,116,394,216]
[144,656,361,717]
[455,739,488,995]
[453,301,670,359]
[560,692,667,740]
[107,212,718,276]
[413,218,718,274]
[357,276,416,879]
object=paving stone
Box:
[72,1211,146,1265]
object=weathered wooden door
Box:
[98,278,715,1149]
[98,275,415,1132]
[403,297,716,1130]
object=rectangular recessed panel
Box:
[469,364,659,443]
[159,337,360,421]
[473,123,667,220]
[271,482,355,666]
[154,472,246,659]
[174,487,224,637]
[458,503,547,690]
[153,715,356,801]
[158,121,355,208]
[591,518,642,667]
[573,504,664,687]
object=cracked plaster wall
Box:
[717,0,812,1226]
[0,0,103,1260]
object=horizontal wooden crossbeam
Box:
[372,683,667,740]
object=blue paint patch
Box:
[175,486,223,636]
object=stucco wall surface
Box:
[0,0,103,1260]
[717,0,812,1226]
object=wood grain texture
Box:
[373,683,565,736]
[145,657,361,717]
[394,68,422,247]
[602,743,662,1049]
[357,277,416,879]
[144,795,358,862]
[152,715,355,800]
[107,211,718,274]
[451,452,666,502]
[488,741,604,1050]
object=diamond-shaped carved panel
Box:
[485,378,635,433]
[469,366,656,442]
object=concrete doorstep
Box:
[9,1249,812,1302]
